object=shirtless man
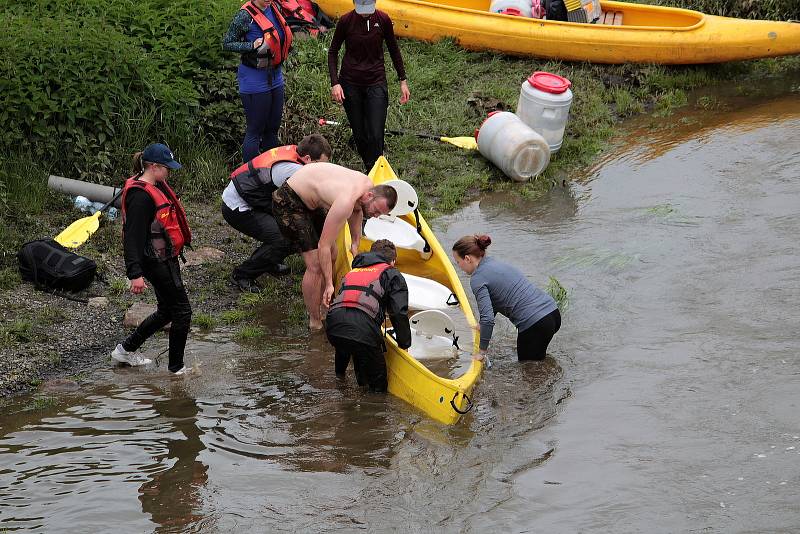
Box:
[272,162,397,329]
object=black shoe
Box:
[231,275,261,293]
[264,263,290,276]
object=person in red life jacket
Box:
[327,0,410,172]
[325,239,411,392]
[110,143,194,375]
[223,0,293,162]
[222,134,332,293]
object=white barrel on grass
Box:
[516,71,573,153]
[476,111,551,182]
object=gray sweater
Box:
[470,256,558,350]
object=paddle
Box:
[55,189,123,249]
[318,118,478,151]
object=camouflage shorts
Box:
[272,182,326,253]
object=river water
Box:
[2,83,799,532]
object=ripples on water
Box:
[3,83,800,532]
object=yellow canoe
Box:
[316,0,800,64]
[333,157,483,425]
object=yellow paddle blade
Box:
[440,136,478,151]
[54,211,102,248]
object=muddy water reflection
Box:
[2,86,800,531]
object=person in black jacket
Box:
[112,144,194,375]
[325,239,411,392]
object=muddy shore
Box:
[0,201,295,399]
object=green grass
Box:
[236,325,266,341]
[193,312,215,331]
[220,309,252,324]
[546,276,569,311]
[0,267,21,290]
[0,319,34,346]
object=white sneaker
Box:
[111,344,152,366]
[172,366,194,376]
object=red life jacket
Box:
[241,1,293,68]
[330,262,391,320]
[121,177,192,260]
[278,0,319,35]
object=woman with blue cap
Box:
[328,0,410,171]
[111,143,195,375]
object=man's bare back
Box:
[287,162,373,211]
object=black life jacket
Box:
[229,145,304,211]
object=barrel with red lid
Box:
[516,71,574,153]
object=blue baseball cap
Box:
[354,0,376,15]
[143,143,182,170]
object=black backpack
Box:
[544,0,568,21]
[17,239,97,293]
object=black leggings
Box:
[328,335,387,392]
[123,258,192,372]
[517,309,561,361]
[342,82,389,172]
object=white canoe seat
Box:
[364,216,430,258]
[402,272,459,311]
[384,179,419,216]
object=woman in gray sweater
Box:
[452,235,560,361]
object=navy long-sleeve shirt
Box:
[469,256,558,350]
[327,10,406,87]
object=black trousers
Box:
[517,309,561,361]
[342,82,389,172]
[122,258,192,372]
[222,203,292,280]
[328,335,387,392]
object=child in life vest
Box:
[325,239,411,391]
[111,143,194,375]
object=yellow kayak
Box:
[316,0,800,64]
[333,157,483,425]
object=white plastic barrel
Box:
[516,71,573,153]
[476,111,551,182]
[489,0,532,16]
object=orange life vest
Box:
[229,145,303,179]
[121,177,192,260]
[278,0,319,35]
[241,1,293,68]
[229,145,304,210]
[329,262,391,320]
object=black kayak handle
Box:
[450,391,473,415]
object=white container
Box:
[476,111,551,182]
[516,71,573,153]
[489,0,532,16]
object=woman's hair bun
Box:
[476,235,492,250]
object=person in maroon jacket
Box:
[327,0,410,172]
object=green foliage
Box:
[634,0,799,20]
[0,319,34,345]
[193,312,216,330]
[236,325,266,341]
[546,276,569,311]
[0,267,21,290]
[221,309,252,324]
